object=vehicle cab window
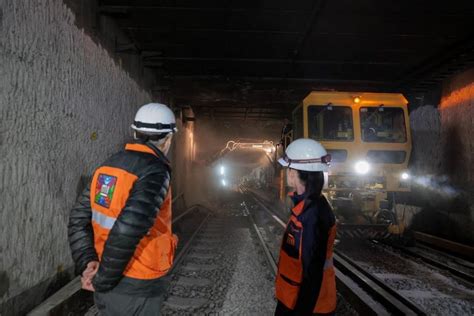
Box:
[308,105,353,141]
[360,107,407,143]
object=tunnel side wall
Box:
[439,68,474,243]
[0,0,151,313]
[408,68,474,244]
[440,68,474,197]
[168,114,195,210]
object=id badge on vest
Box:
[282,220,302,259]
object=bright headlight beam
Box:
[221,179,227,186]
[220,166,225,175]
[355,160,370,174]
[401,172,410,180]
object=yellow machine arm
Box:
[206,140,276,165]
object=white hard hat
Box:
[131,103,178,134]
[278,138,331,172]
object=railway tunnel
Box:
[1,0,474,315]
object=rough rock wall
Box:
[409,69,474,245]
[0,0,151,312]
[439,68,474,243]
[409,105,442,175]
[440,68,474,195]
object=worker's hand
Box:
[81,261,99,292]
[172,234,179,249]
[81,276,95,292]
[83,261,99,279]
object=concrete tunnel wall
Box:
[0,0,179,313]
[438,68,474,243]
[408,68,474,244]
[440,68,474,198]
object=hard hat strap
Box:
[283,153,331,165]
[134,121,176,131]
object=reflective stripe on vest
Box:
[324,257,334,270]
[92,209,116,230]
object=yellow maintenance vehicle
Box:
[281,91,412,239]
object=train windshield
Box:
[360,107,407,143]
[308,105,354,141]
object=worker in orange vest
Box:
[275,138,337,316]
[68,103,178,315]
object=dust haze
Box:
[182,118,283,208]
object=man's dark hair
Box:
[296,170,325,200]
[135,131,169,142]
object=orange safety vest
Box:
[90,143,176,280]
[275,199,337,314]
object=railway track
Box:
[73,192,473,315]
[338,238,474,315]
[244,190,437,315]
[376,239,474,284]
[84,197,281,315]
[161,196,277,315]
[413,231,474,262]
[84,204,210,316]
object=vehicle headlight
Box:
[219,165,225,176]
[401,172,410,180]
[221,179,227,187]
[354,160,370,174]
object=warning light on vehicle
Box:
[353,96,361,104]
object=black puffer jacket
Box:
[68,142,171,292]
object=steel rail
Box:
[241,201,278,275]
[334,250,425,315]
[169,210,212,274]
[375,240,474,284]
[173,203,215,224]
[172,192,184,204]
[172,204,197,224]
[246,191,426,315]
[413,231,474,261]
[244,189,286,227]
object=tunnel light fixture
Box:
[252,144,263,148]
[354,160,370,174]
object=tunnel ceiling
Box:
[100,0,474,120]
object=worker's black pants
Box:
[94,291,165,316]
